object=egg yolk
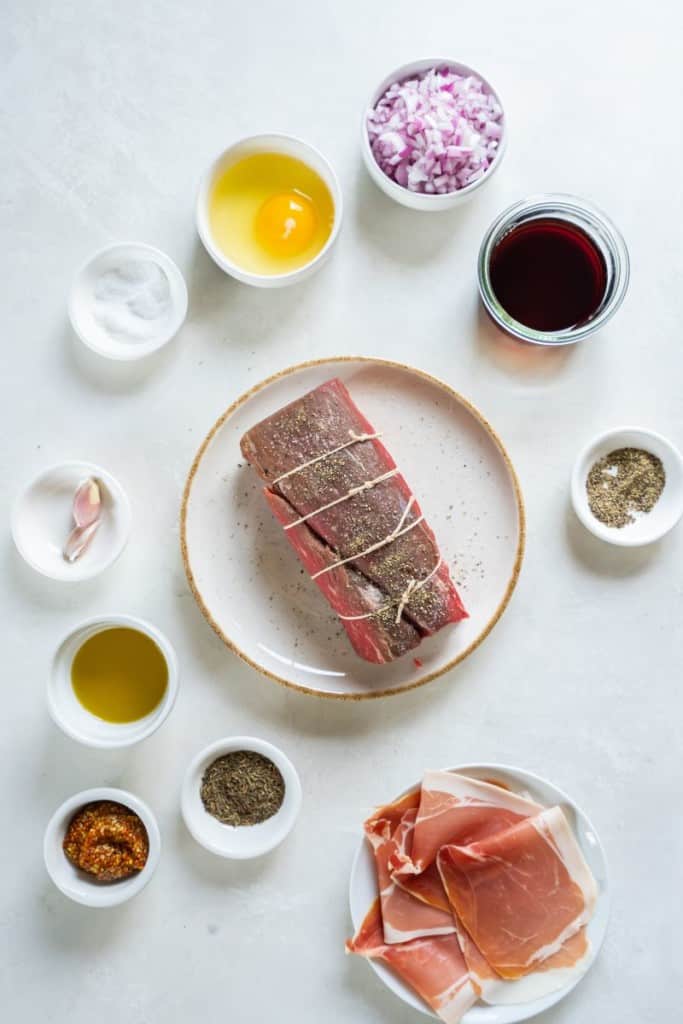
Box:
[254,191,317,257]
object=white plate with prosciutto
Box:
[181,357,524,698]
[347,764,609,1023]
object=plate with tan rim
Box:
[180,357,524,698]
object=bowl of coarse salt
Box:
[362,58,507,211]
[68,242,188,360]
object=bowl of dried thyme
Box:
[571,426,683,546]
[181,736,302,859]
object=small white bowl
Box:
[196,132,343,288]
[48,614,179,748]
[571,427,683,546]
[11,461,132,582]
[361,58,507,211]
[182,736,302,859]
[44,787,161,907]
[69,242,188,360]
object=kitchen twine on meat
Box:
[271,430,382,485]
[271,429,439,624]
[339,556,443,625]
[283,469,399,530]
[311,497,424,580]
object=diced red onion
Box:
[367,66,503,195]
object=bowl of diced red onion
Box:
[362,59,506,211]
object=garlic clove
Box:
[63,520,101,563]
[73,477,102,528]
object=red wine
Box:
[489,218,607,332]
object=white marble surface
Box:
[1,2,681,1022]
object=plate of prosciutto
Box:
[347,764,609,1023]
[181,357,524,698]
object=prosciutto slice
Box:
[347,899,478,1024]
[240,379,467,663]
[348,772,599,1018]
[365,798,455,944]
[437,806,597,980]
[449,914,589,1006]
[392,771,542,902]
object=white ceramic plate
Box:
[348,764,609,1023]
[181,358,524,698]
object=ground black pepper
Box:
[586,447,665,528]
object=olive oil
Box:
[71,627,168,723]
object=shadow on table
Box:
[353,161,482,266]
[172,812,275,889]
[36,722,135,801]
[63,322,180,395]
[565,501,666,577]
[186,237,328,350]
[3,537,127,613]
[342,954,422,1024]
[34,882,135,952]
[473,304,580,382]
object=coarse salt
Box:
[93,259,172,343]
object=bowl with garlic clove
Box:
[11,461,131,581]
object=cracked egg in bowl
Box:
[197,133,342,287]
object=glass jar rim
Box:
[477,193,630,346]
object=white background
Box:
[1,2,681,1021]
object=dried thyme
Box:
[586,447,665,528]
[201,751,285,827]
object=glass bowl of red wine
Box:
[477,194,629,345]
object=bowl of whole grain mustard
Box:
[44,787,160,907]
[181,736,302,859]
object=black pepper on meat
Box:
[239,379,468,663]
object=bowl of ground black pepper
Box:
[43,787,161,907]
[181,736,302,859]
[571,427,683,546]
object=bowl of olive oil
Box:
[48,615,179,748]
